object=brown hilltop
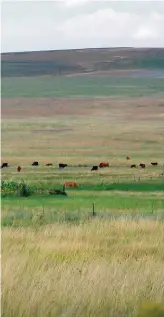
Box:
[1,47,164,77]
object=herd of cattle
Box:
[1,157,161,190]
[1,157,159,172]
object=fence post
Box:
[92,202,96,217]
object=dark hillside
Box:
[1,47,164,77]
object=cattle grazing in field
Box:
[91,166,98,171]
[131,164,137,168]
[45,163,53,166]
[64,181,78,188]
[1,162,8,168]
[126,156,131,160]
[32,161,39,166]
[49,189,67,196]
[99,162,109,168]
[139,163,146,168]
[59,163,68,169]
[151,162,158,166]
[17,166,21,172]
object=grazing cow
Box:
[1,162,8,168]
[140,163,146,169]
[59,163,67,169]
[49,189,67,196]
[45,163,53,166]
[32,161,39,166]
[64,181,78,188]
[99,162,109,168]
[91,166,98,171]
[131,164,137,168]
[17,166,21,172]
[151,162,158,166]
[126,156,130,160]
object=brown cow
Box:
[17,166,21,172]
[45,163,53,166]
[64,181,78,188]
[126,156,130,160]
[99,162,109,168]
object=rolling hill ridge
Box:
[1,47,164,77]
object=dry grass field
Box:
[1,67,164,316]
[2,220,164,317]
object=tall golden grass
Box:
[2,219,164,317]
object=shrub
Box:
[1,180,18,193]
[1,180,34,196]
[18,182,32,197]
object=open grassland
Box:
[2,94,164,226]
[1,71,164,316]
[2,74,164,98]
[2,220,164,317]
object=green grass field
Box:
[2,75,164,98]
[2,72,164,316]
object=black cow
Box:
[49,189,67,196]
[32,161,39,166]
[131,164,137,168]
[59,163,67,169]
[91,166,98,171]
[140,163,146,168]
[151,162,158,166]
[1,162,8,168]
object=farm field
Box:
[1,68,164,317]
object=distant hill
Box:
[1,47,164,77]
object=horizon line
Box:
[2,46,164,55]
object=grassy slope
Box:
[2,47,164,77]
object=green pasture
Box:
[2,169,164,227]
[2,75,164,98]
[2,188,164,228]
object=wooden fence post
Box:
[92,202,96,217]
[63,184,66,192]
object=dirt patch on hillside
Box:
[64,69,164,78]
[1,98,94,118]
[32,128,73,133]
[2,96,164,122]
